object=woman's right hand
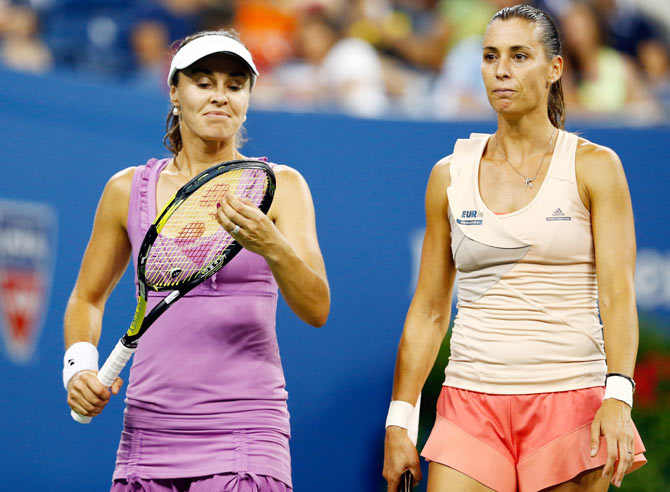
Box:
[383,426,422,491]
[383,158,454,491]
[67,370,123,418]
[63,168,133,418]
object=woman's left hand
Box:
[215,192,282,259]
[214,165,328,327]
[589,398,635,488]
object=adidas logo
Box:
[546,207,571,221]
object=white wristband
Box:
[603,375,634,408]
[63,342,99,390]
[386,396,421,445]
[386,400,415,430]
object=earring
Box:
[173,107,179,116]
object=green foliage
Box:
[416,330,452,449]
[619,316,670,491]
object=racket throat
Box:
[120,337,139,349]
[125,295,148,341]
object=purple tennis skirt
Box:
[110,472,291,492]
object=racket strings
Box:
[199,182,230,208]
[174,222,206,246]
[145,168,269,288]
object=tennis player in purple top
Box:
[63,30,330,492]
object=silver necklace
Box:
[494,128,557,189]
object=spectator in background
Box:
[352,0,451,115]
[271,7,389,117]
[638,39,670,120]
[431,34,492,118]
[319,18,389,116]
[315,0,446,116]
[591,0,661,60]
[431,0,517,118]
[234,0,297,73]
[132,0,208,47]
[1,0,666,123]
[437,0,494,49]
[373,0,451,72]
[128,0,229,88]
[129,19,169,88]
[560,1,659,121]
[199,2,235,32]
[0,2,52,74]
[260,7,332,109]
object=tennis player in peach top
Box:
[383,5,645,492]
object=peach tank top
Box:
[444,130,606,394]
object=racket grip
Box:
[71,340,136,424]
[398,471,413,492]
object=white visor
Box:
[167,35,259,88]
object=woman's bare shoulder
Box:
[430,154,453,188]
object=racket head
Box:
[137,159,275,293]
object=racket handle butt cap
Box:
[71,410,92,424]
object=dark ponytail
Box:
[548,78,565,130]
[163,109,181,155]
[489,5,565,129]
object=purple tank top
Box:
[114,159,291,486]
[114,158,291,483]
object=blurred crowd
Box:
[1,0,669,122]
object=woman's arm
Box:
[64,168,134,416]
[577,141,638,488]
[216,165,329,327]
[383,157,457,491]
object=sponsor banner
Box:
[0,200,57,363]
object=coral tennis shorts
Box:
[421,386,646,492]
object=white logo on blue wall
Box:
[635,249,670,311]
[457,210,484,225]
[0,200,57,364]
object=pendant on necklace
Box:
[524,177,534,188]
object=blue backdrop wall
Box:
[0,67,668,491]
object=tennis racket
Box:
[398,394,421,492]
[71,159,275,423]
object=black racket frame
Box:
[122,159,275,348]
